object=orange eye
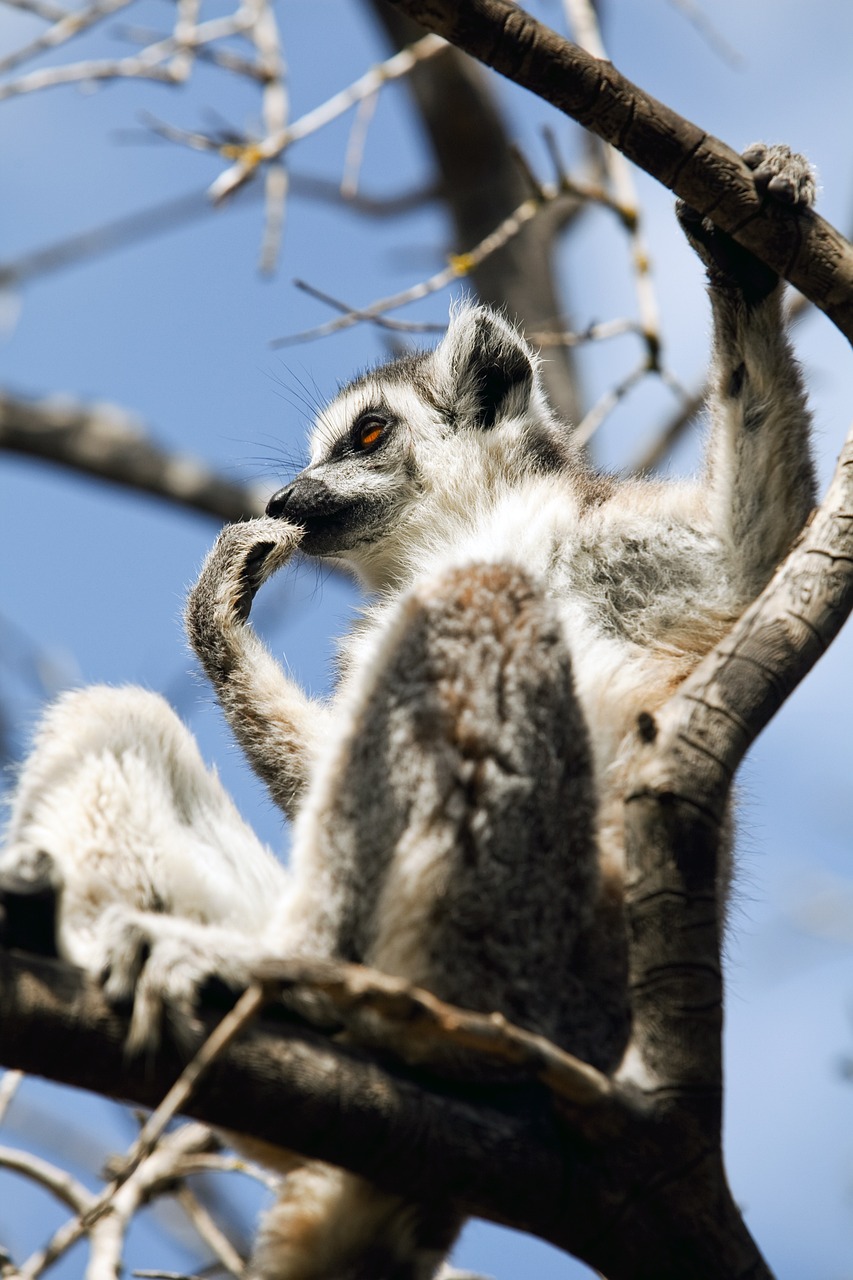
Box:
[357,418,386,450]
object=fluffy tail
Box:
[251,1162,462,1280]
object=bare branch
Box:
[0,0,135,77]
[244,0,289,275]
[624,426,853,1089]
[382,0,853,340]
[2,0,70,22]
[0,1143,92,1214]
[0,391,265,520]
[0,946,774,1278]
[562,0,664,377]
[0,948,570,1240]
[272,172,607,346]
[369,0,583,424]
[208,33,449,203]
[113,985,266,1195]
[174,1184,246,1277]
[253,957,611,1111]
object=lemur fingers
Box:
[99,907,263,1054]
[186,515,303,648]
[677,143,816,305]
[740,142,816,209]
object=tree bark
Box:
[0,946,772,1280]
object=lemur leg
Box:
[1,685,287,1048]
[185,517,334,821]
[257,562,601,1280]
[679,143,817,600]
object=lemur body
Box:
[1,145,817,1280]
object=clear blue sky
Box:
[1,1,853,1276]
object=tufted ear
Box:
[436,306,535,430]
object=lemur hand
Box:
[676,143,816,305]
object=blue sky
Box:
[2,1,853,1276]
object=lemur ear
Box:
[438,307,535,430]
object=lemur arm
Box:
[680,143,817,602]
[185,517,334,821]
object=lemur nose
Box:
[266,483,295,518]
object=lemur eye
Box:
[354,415,388,452]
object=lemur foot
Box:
[99,908,262,1053]
[0,846,60,956]
[677,142,816,305]
[186,515,303,639]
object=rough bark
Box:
[0,946,769,1280]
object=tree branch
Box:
[0,391,265,520]
[383,0,853,340]
[0,947,571,1240]
[0,943,775,1279]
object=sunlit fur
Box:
[3,146,817,1280]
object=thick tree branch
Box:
[624,428,853,1086]
[0,947,572,1239]
[0,391,265,520]
[0,944,773,1280]
[384,0,853,340]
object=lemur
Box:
[1,144,816,1280]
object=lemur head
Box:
[267,305,577,590]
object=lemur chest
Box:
[339,489,735,787]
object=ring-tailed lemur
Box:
[1,144,817,1280]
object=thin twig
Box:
[2,0,69,21]
[274,155,634,346]
[209,33,449,202]
[0,1070,23,1125]
[664,0,743,67]
[244,0,289,274]
[529,317,641,348]
[0,55,178,97]
[291,279,446,333]
[173,1151,281,1192]
[0,1144,92,1213]
[109,984,267,1195]
[175,1184,246,1277]
[12,994,265,1278]
[341,89,380,199]
[573,361,648,447]
[562,0,664,380]
[0,0,134,77]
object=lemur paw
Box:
[186,516,303,641]
[740,142,816,210]
[99,909,260,1054]
[677,142,815,305]
[0,846,60,956]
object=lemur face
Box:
[266,306,568,584]
[265,364,437,559]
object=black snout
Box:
[265,482,293,518]
[265,471,386,556]
[266,474,347,523]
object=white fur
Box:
[3,259,816,1277]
